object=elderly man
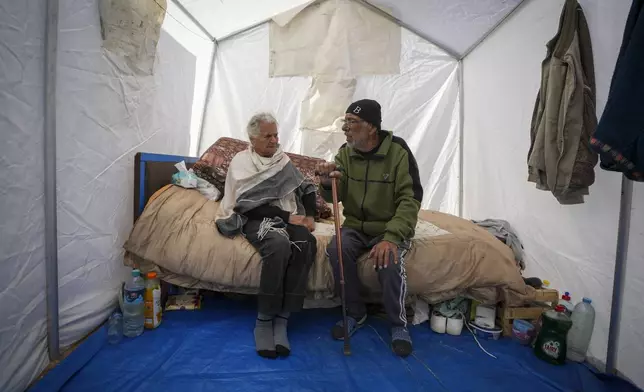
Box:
[316,99,423,357]
[216,112,318,359]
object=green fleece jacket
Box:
[320,130,423,245]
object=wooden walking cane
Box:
[331,177,351,356]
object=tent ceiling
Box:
[177,0,314,40]
[368,0,523,57]
[176,0,523,57]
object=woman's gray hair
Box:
[247,112,278,138]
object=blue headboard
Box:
[134,152,198,222]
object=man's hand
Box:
[315,161,342,186]
[289,215,316,232]
[368,240,398,269]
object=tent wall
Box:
[200,25,312,155]
[163,1,216,155]
[200,21,461,213]
[463,0,642,388]
[0,2,50,391]
[54,0,197,351]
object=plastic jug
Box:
[534,305,572,365]
[566,297,595,362]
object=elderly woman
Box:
[215,112,318,359]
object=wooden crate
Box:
[497,288,559,337]
[534,288,559,304]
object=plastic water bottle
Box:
[123,269,145,338]
[566,297,595,362]
[107,312,123,344]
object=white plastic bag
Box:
[411,297,430,325]
[195,176,221,201]
[172,161,198,188]
[172,161,221,200]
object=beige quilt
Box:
[123,185,535,306]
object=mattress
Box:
[123,185,534,306]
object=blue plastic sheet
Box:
[32,295,640,392]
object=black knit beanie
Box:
[346,99,382,130]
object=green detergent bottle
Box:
[534,305,572,365]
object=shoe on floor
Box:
[331,314,367,340]
[391,326,413,357]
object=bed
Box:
[123,141,536,309]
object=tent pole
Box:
[352,0,459,59]
[196,42,218,154]
[458,60,465,217]
[44,0,60,361]
[460,0,530,60]
[606,176,633,374]
[170,0,216,42]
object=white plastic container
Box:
[430,311,447,334]
[474,305,496,329]
[446,314,464,336]
[468,322,502,340]
[566,297,595,362]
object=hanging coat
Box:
[527,0,597,204]
[590,0,644,181]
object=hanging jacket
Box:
[527,0,598,204]
[320,130,423,245]
[590,0,644,181]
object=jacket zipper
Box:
[360,160,370,233]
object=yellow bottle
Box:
[144,272,162,329]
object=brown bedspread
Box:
[123,185,534,306]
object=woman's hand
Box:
[289,215,316,232]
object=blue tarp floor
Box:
[31,294,641,392]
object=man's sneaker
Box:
[391,326,413,357]
[331,314,367,340]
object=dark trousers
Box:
[244,220,317,315]
[326,228,410,327]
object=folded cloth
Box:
[472,219,525,270]
[590,0,644,181]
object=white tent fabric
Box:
[162,1,215,155]
[1,0,643,391]
[200,21,460,211]
[463,0,641,386]
[55,0,198,349]
[1,0,207,390]
[178,0,524,57]
[0,3,49,391]
[367,0,523,56]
